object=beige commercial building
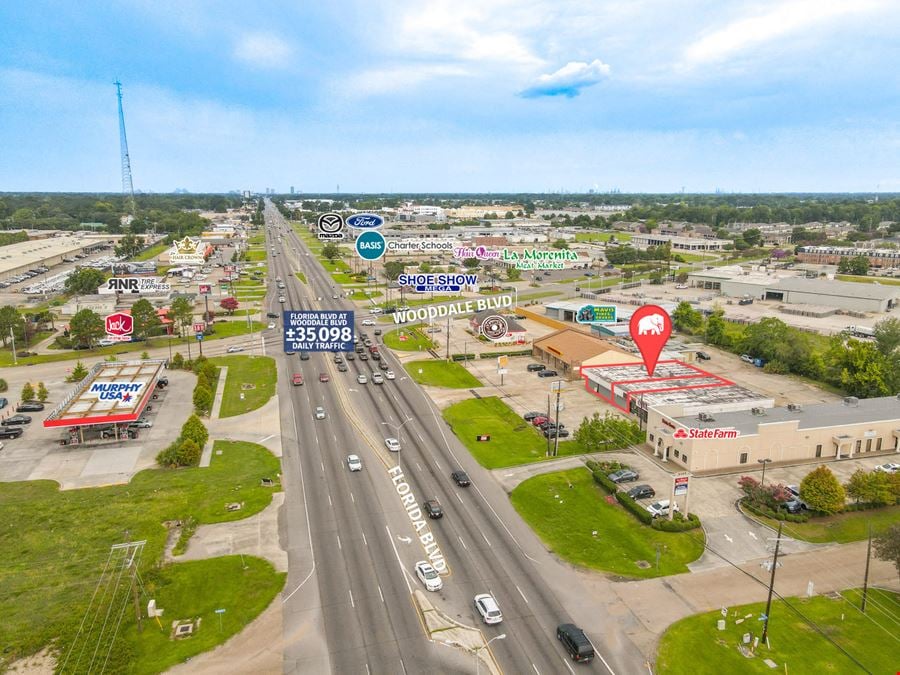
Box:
[647,396,900,473]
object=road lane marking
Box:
[321,461,325,472]
[378,585,384,603]
[434,459,442,471]
[532,664,540,674]
[516,584,528,604]
[259,433,275,443]
[455,493,464,504]
[282,410,317,604]
[336,534,342,550]
[349,589,355,608]
[416,462,423,471]
[386,526,413,593]
[458,536,468,551]
[350,492,355,503]
[481,531,492,547]
[361,532,368,547]
[328,494,333,507]
[562,658,575,674]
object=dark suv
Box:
[526,363,546,372]
[557,623,594,663]
[423,499,444,519]
[0,427,23,439]
[451,470,471,487]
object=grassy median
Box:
[656,589,900,674]
[0,441,282,669]
[209,355,277,417]
[383,325,436,352]
[405,359,482,388]
[442,396,588,468]
[511,468,705,578]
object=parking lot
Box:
[0,368,194,489]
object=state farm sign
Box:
[105,312,133,340]
[673,427,739,439]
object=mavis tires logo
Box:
[346,213,384,229]
[674,427,740,439]
[317,213,345,240]
[88,382,144,402]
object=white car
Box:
[267,322,276,329]
[385,370,395,380]
[357,374,368,385]
[646,499,679,518]
[128,419,152,429]
[347,455,362,472]
[226,346,244,353]
[474,593,503,625]
[874,463,900,474]
[279,296,286,303]
[362,319,376,326]
[385,437,401,452]
[372,372,384,385]
[675,284,688,290]
[370,307,383,315]
[315,406,326,420]
[415,561,442,592]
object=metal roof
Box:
[771,277,900,300]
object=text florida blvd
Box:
[388,465,447,572]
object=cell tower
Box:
[114,79,136,215]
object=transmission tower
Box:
[114,79,136,216]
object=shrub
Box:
[652,512,702,531]
[66,361,89,383]
[193,386,213,415]
[191,356,208,375]
[176,439,202,467]
[20,382,35,402]
[615,490,654,525]
[181,414,209,448]
[800,465,846,514]
[0,378,6,393]
[141,351,150,359]
[196,372,211,392]
[171,352,184,369]
[451,353,476,362]
[156,441,181,468]
[36,382,49,403]
[741,498,810,523]
[738,475,792,510]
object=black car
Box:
[355,345,365,353]
[423,499,443,519]
[538,421,564,431]
[337,363,348,372]
[451,470,471,487]
[543,428,570,438]
[557,623,594,663]
[0,397,7,410]
[374,329,382,336]
[627,484,656,500]
[16,402,44,412]
[2,415,32,426]
[379,360,390,371]
[266,312,279,319]
[371,352,381,361]
[346,352,355,361]
[523,411,543,421]
[359,352,369,361]
[608,469,640,484]
[696,351,711,361]
[299,352,310,360]
[527,363,546,372]
[537,370,559,378]
[0,427,23,439]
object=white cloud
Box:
[233,31,294,69]
[520,59,611,98]
[346,64,470,95]
[683,0,887,67]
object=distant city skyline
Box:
[1,1,898,193]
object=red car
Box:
[531,416,549,426]
[369,345,379,353]
[292,374,303,386]
[319,373,330,383]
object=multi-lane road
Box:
[267,203,645,674]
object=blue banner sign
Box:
[283,311,354,352]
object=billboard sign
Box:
[283,311,354,352]
[674,474,690,496]
[198,284,211,295]
[355,231,386,261]
[397,273,477,293]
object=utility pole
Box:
[553,383,562,457]
[545,393,552,456]
[10,327,17,365]
[861,524,873,612]
[760,521,784,645]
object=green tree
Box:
[193,386,213,415]
[552,239,569,249]
[21,382,35,402]
[0,305,23,347]
[574,412,644,452]
[181,413,209,447]
[168,296,194,337]
[705,310,728,347]
[837,255,869,276]
[867,471,895,506]
[175,439,202,467]
[130,298,161,339]
[36,382,49,403]
[506,267,521,281]
[67,360,89,382]
[742,228,762,247]
[799,465,846,514]
[873,317,900,356]
[383,261,406,281]
[69,308,104,348]
[462,258,480,270]
[672,301,704,334]
[844,469,870,504]
[114,232,143,258]
[873,524,900,579]
[321,242,341,261]
[64,268,106,295]
[171,352,185,369]
[823,338,891,398]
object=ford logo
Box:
[347,213,384,229]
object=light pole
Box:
[475,633,506,674]
[382,418,414,467]
[758,458,772,487]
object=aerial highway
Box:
[267,202,645,674]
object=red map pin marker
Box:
[629,305,672,377]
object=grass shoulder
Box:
[208,354,277,417]
[405,359,482,388]
[656,589,900,674]
[442,396,588,468]
[745,503,900,544]
[383,325,436,352]
[511,468,704,578]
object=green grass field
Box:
[349,289,382,300]
[296,271,307,283]
[442,396,587,468]
[404,359,482,388]
[131,242,168,261]
[511,468,705,578]
[208,355,277,417]
[0,441,282,668]
[331,272,360,285]
[836,274,900,286]
[656,589,900,674]
[518,290,563,302]
[383,325,436,351]
[242,249,267,261]
[748,504,900,544]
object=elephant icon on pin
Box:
[637,313,665,335]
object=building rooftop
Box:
[471,309,525,333]
[534,328,620,364]
[772,277,900,300]
[674,395,900,436]
[0,236,105,275]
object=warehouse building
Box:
[687,266,776,298]
[631,233,732,251]
[763,277,900,313]
[532,329,624,379]
[647,395,900,473]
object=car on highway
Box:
[537,370,559,378]
[333,354,343,363]
[278,296,286,303]
[226,346,244,353]
[292,374,304,386]
[337,363,348,372]
[299,352,310,360]
[16,402,45,412]
[370,307,383,315]
[371,352,381,361]
[372,372,384,384]
[385,370,395,380]
[557,623,594,663]
[2,415,32,426]
[362,318,376,326]
[423,499,443,519]
[346,455,362,472]
[374,329,382,336]
[385,437,400,452]
[451,470,471,487]
[346,352,355,361]
[319,373,330,383]
[128,419,152,429]
[314,406,326,420]
[646,499,679,518]
[267,322,276,329]
[526,363,546,372]
[874,463,900,474]
[0,427,23,439]
[359,352,369,361]
[332,294,339,299]
[266,312,279,319]
[415,561,443,592]
[608,469,640,483]
[627,484,655,500]
[357,374,368,384]
[474,593,503,625]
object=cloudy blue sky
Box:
[1,0,898,193]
